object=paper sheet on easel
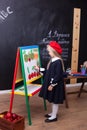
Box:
[14,84,42,96]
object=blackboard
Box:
[0,0,86,90]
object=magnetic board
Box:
[20,45,42,84]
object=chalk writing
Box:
[38,30,71,69]
[0,6,13,23]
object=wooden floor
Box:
[0,86,87,130]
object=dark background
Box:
[0,0,87,90]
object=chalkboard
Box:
[0,0,86,90]
[0,0,73,89]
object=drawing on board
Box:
[20,45,41,84]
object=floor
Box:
[0,86,87,130]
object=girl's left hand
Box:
[48,85,53,91]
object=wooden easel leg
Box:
[40,76,47,110]
[44,99,47,110]
[25,96,32,125]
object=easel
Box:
[9,45,46,125]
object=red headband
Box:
[49,41,62,55]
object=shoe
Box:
[44,114,51,118]
[45,118,57,123]
[45,114,58,118]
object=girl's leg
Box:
[48,103,59,120]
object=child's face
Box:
[47,45,54,58]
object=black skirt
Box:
[39,59,65,104]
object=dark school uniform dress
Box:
[39,58,65,104]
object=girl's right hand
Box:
[34,66,40,71]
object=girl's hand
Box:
[48,85,53,91]
[34,65,40,71]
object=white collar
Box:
[52,57,60,62]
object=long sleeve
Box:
[49,60,63,87]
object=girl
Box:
[37,41,65,123]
